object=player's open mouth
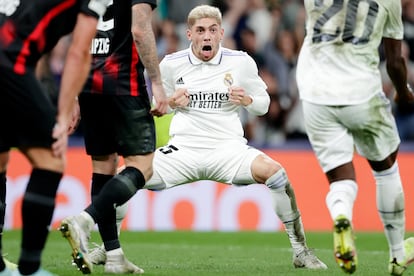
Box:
[201,45,212,52]
[201,45,212,59]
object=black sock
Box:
[91,173,113,203]
[19,169,62,275]
[86,167,145,220]
[18,249,42,275]
[85,167,145,250]
[99,207,118,251]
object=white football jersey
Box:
[159,46,269,148]
[297,0,404,105]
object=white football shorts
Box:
[302,92,400,173]
[144,140,263,190]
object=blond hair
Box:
[187,5,222,28]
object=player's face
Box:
[187,18,224,61]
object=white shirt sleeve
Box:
[240,55,270,116]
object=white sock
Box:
[325,180,358,221]
[79,211,95,232]
[373,162,405,262]
[266,169,306,255]
[116,202,128,236]
[106,247,123,257]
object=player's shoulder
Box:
[375,0,401,11]
[160,49,190,71]
[162,48,190,62]
[220,47,256,66]
[221,47,248,58]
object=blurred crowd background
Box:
[38,0,414,147]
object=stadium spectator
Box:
[236,26,282,146]
[284,65,307,140]
[162,0,212,50]
[0,0,109,275]
[155,19,181,60]
[60,5,327,272]
[243,0,273,52]
[296,0,414,274]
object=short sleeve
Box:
[383,1,404,40]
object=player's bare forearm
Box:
[383,38,412,102]
[387,57,408,93]
[132,3,162,84]
[58,14,96,124]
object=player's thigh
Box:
[206,142,262,185]
[0,68,56,149]
[23,147,64,172]
[347,93,400,161]
[302,101,354,173]
[79,94,118,156]
[144,144,200,190]
[114,96,155,156]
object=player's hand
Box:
[395,84,414,113]
[52,118,69,158]
[150,82,169,117]
[67,99,81,135]
[169,88,190,108]
[228,86,252,106]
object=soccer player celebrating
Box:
[61,4,327,273]
[296,0,414,275]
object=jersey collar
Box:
[188,44,223,65]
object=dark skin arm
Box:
[367,38,413,172]
[383,38,414,107]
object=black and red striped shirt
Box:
[82,0,156,96]
[0,0,103,74]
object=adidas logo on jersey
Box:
[176,77,184,85]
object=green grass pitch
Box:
[2,230,414,275]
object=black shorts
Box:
[79,93,155,156]
[0,67,56,152]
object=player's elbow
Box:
[257,107,269,116]
[259,97,271,116]
[249,102,269,116]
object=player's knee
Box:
[265,168,288,191]
[252,155,282,184]
[124,158,154,181]
[119,166,146,189]
[38,157,65,173]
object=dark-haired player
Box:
[0,0,109,274]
